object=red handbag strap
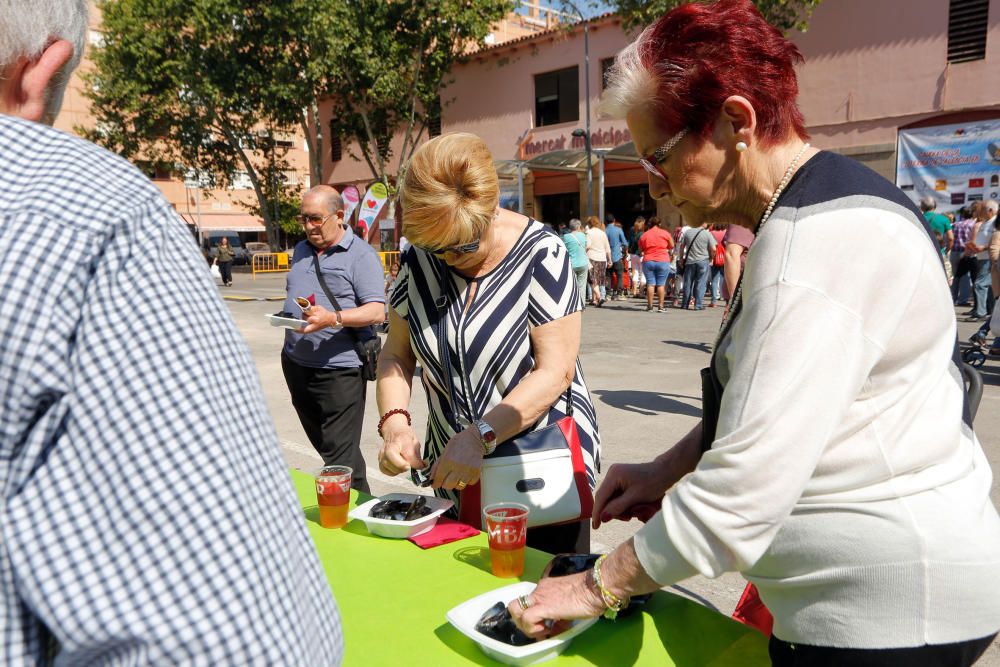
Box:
[557,415,593,520]
[458,482,482,529]
[458,416,592,528]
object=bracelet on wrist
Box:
[592,554,629,620]
[378,409,411,437]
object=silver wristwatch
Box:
[475,419,498,455]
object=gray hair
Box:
[986,200,999,215]
[306,185,344,215]
[597,26,667,120]
[919,196,936,212]
[0,0,89,123]
[569,218,582,230]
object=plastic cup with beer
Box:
[483,502,529,578]
[315,465,353,529]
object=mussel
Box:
[474,602,536,646]
[369,496,432,521]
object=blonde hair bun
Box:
[400,133,499,248]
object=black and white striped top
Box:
[391,218,601,506]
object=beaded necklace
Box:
[714,142,811,347]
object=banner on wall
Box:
[341,185,361,223]
[357,182,390,234]
[896,119,1000,213]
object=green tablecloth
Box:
[291,469,769,666]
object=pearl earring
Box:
[735,141,748,152]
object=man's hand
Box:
[300,304,338,334]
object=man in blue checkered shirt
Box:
[0,3,343,664]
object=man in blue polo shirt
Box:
[282,185,386,492]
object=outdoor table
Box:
[291,469,769,666]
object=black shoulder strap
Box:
[312,249,361,344]
[683,228,705,265]
[432,282,573,434]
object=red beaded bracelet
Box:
[378,409,411,437]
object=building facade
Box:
[322,0,1000,233]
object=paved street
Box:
[227,270,1000,663]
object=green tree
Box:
[83,0,313,244]
[311,0,514,185]
[84,0,513,242]
[609,0,823,33]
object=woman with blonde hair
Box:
[375,132,601,553]
[585,215,611,306]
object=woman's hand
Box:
[430,427,484,490]
[377,423,425,476]
[507,571,605,640]
[592,424,703,528]
[591,462,673,529]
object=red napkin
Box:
[408,517,479,549]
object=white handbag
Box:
[432,300,592,529]
[458,401,592,529]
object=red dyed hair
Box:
[639,0,808,146]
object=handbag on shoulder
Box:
[433,299,592,529]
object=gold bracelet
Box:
[592,554,629,620]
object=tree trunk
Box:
[302,102,323,187]
[219,123,280,245]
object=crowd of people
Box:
[549,214,754,313]
[922,197,1000,351]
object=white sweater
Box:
[633,152,1000,648]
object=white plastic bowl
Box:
[446,581,599,666]
[348,493,453,539]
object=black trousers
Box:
[953,255,978,305]
[769,633,997,667]
[218,260,233,285]
[281,353,370,493]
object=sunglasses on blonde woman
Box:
[414,238,482,256]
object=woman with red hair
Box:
[508,1,1000,663]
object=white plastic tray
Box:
[446,581,599,666]
[348,493,453,539]
[266,313,307,329]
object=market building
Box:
[321,0,1000,236]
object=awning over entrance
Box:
[524,149,596,173]
[494,159,523,179]
[604,141,641,163]
[179,212,265,233]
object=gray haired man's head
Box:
[569,218,582,231]
[919,196,936,213]
[305,185,344,215]
[986,200,999,217]
[0,0,89,124]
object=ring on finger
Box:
[517,594,533,611]
[456,481,467,490]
